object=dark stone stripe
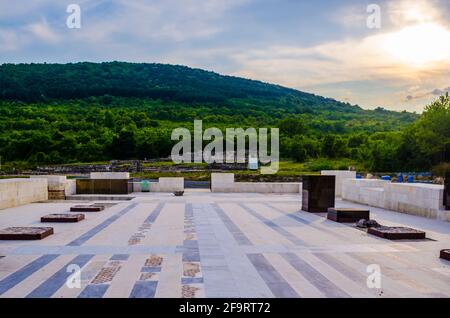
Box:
[141,266,161,273]
[129,281,158,298]
[185,203,194,218]
[265,203,310,224]
[265,203,352,242]
[144,202,165,224]
[110,254,130,261]
[239,204,306,246]
[78,284,109,298]
[182,204,201,262]
[0,254,58,296]
[77,254,127,298]
[212,203,252,245]
[27,254,94,298]
[312,253,367,285]
[247,254,299,298]
[68,203,138,246]
[281,253,350,298]
[181,277,204,284]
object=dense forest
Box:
[0,62,448,174]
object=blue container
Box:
[356,174,362,179]
[407,175,414,183]
[381,175,391,181]
[141,180,150,192]
[397,174,403,183]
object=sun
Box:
[382,23,450,66]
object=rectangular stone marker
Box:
[301,175,335,212]
[327,208,370,223]
[70,205,104,212]
[440,249,450,261]
[445,172,450,210]
[368,226,426,240]
[0,227,54,240]
[41,213,85,223]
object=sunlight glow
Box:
[382,23,450,66]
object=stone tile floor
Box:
[0,190,449,298]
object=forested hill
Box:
[2,61,437,173]
[1,62,340,105]
[0,62,411,119]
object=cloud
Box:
[431,87,450,95]
[386,0,445,27]
[330,3,369,29]
[0,0,449,112]
[404,86,450,102]
[70,0,252,44]
[25,19,60,43]
[0,29,21,51]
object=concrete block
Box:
[149,178,184,192]
[90,172,130,180]
[211,173,235,192]
[321,170,356,197]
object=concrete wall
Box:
[321,170,356,197]
[65,179,77,196]
[31,175,77,199]
[90,172,130,180]
[132,178,184,192]
[0,178,48,210]
[342,178,448,221]
[342,179,388,203]
[234,182,301,193]
[31,175,68,200]
[152,177,184,192]
[30,175,66,190]
[211,173,301,193]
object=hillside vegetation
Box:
[0,62,447,174]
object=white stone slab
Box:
[90,172,130,180]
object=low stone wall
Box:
[342,179,389,203]
[234,182,301,193]
[90,172,130,179]
[0,178,48,209]
[31,175,67,199]
[133,177,184,192]
[211,173,301,193]
[321,170,356,197]
[342,178,448,221]
[384,183,445,219]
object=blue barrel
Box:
[356,174,362,179]
[397,174,403,183]
[381,175,391,181]
[407,175,414,183]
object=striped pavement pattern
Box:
[0,193,449,298]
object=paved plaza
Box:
[0,190,449,298]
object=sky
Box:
[1,0,450,113]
